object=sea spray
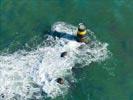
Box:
[0,22,110,99]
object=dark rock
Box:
[1,94,4,98]
[60,52,67,57]
[56,78,64,84]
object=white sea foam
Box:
[0,22,109,99]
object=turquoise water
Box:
[0,0,133,100]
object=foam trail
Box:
[0,22,110,99]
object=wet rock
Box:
[1,93,4,98]
[60,52,67,57]
[56,78,64,84]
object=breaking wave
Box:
[0,22,110,100]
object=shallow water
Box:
[0,0,133,100]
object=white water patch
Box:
[0,22,110,100]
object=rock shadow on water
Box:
[50,31,77,41]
